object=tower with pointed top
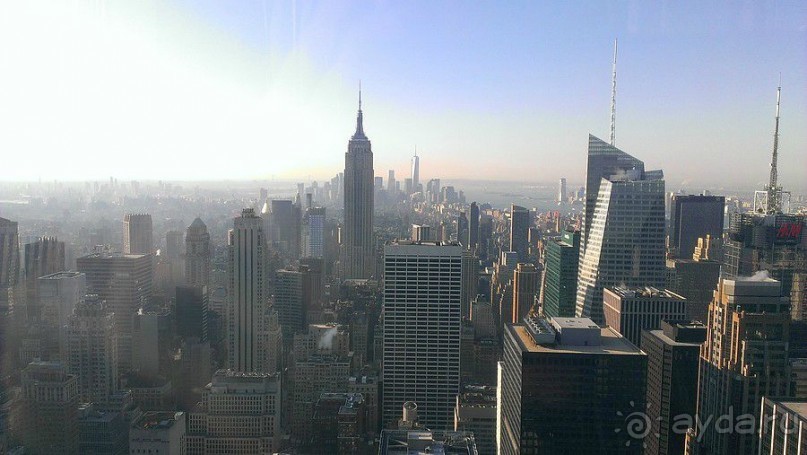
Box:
[185,217,211,288]
[411,149,420,193]
[576,135,666,324]
[340,89,375,280]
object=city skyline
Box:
[1,3,806,453]
[1,1,805,191]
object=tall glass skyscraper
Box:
[509,205,529,262]
[542,229,580,318]
[576,135,665,324]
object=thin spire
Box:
[352,81,367,140]
[610,38,618,146]
[767,76,782,213]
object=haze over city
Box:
[1,1,805,191]
[3,2,807,455]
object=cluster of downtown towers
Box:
[0,96,804,455]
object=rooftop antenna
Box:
[358,80,362,111]
[610,39,618,146]
[766,75,782,213]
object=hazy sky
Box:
[1,1,805,191]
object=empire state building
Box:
[340,91,375,279]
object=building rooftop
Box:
[773,401,807,419]
[38,271,84,280]
[512,320,643,356]
[457,385,496,408]
[645,329,705,348]
[78,252,148,260]
[388,240,461,247]
[349,375,378,385]
[605,286,685,300]
[133,411,183,430]
[379,430,478,455]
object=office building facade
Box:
[642,321,706,455]
[227,208,266,372]
[542,229,580,318]
[186,370,281,454]
[692,277,791,455]
[576,136,666,324]
[669,195,725,259]
[76,252,152,373]
[123,213,153,255]
[603,286,687,348]
[382,242,462,430]
[66,295,118,404]
[511,263,538,324]
[498,316,647,454]
[185,217,211,288]
[509,205,529,262]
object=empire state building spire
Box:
[352,84,367,140]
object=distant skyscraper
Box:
[461,251,478,320]
[227,208,266,372]
[411,151,420,191]
[23,237,66,322]
[275,269,303,340]
[387,170,396,193]
[542,229,580,318]
[511,263,538,323]
[76,252,152,373]
[582,134,645,245]
[267,200,301,258]
[558,178,567,203]
[665,258,720,322]
[382,242,462,430]
[302,207,326,259]
[20,361,80,454]
[175,285,208,342]
[37,271,86,330]
[478,214,493,262]
[341,91,375,280]
[185,217,211,288]
[642,321,705,455]
[602,286,687,348]
[693,277,791,455]
[498,317,647,454]
[123,213,153,254]
[722,213,805,305]
[669,195,724,258]
[509,205,529,262]
[576,135,665,324]
[457,212,469,247]
[0,217,20,311]
[469,202,479,250]
[67,295,118,404]
[23,237,65,281]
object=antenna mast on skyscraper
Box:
[766,77,782,213]
[754,76,790,214]
[609,39,617,146]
